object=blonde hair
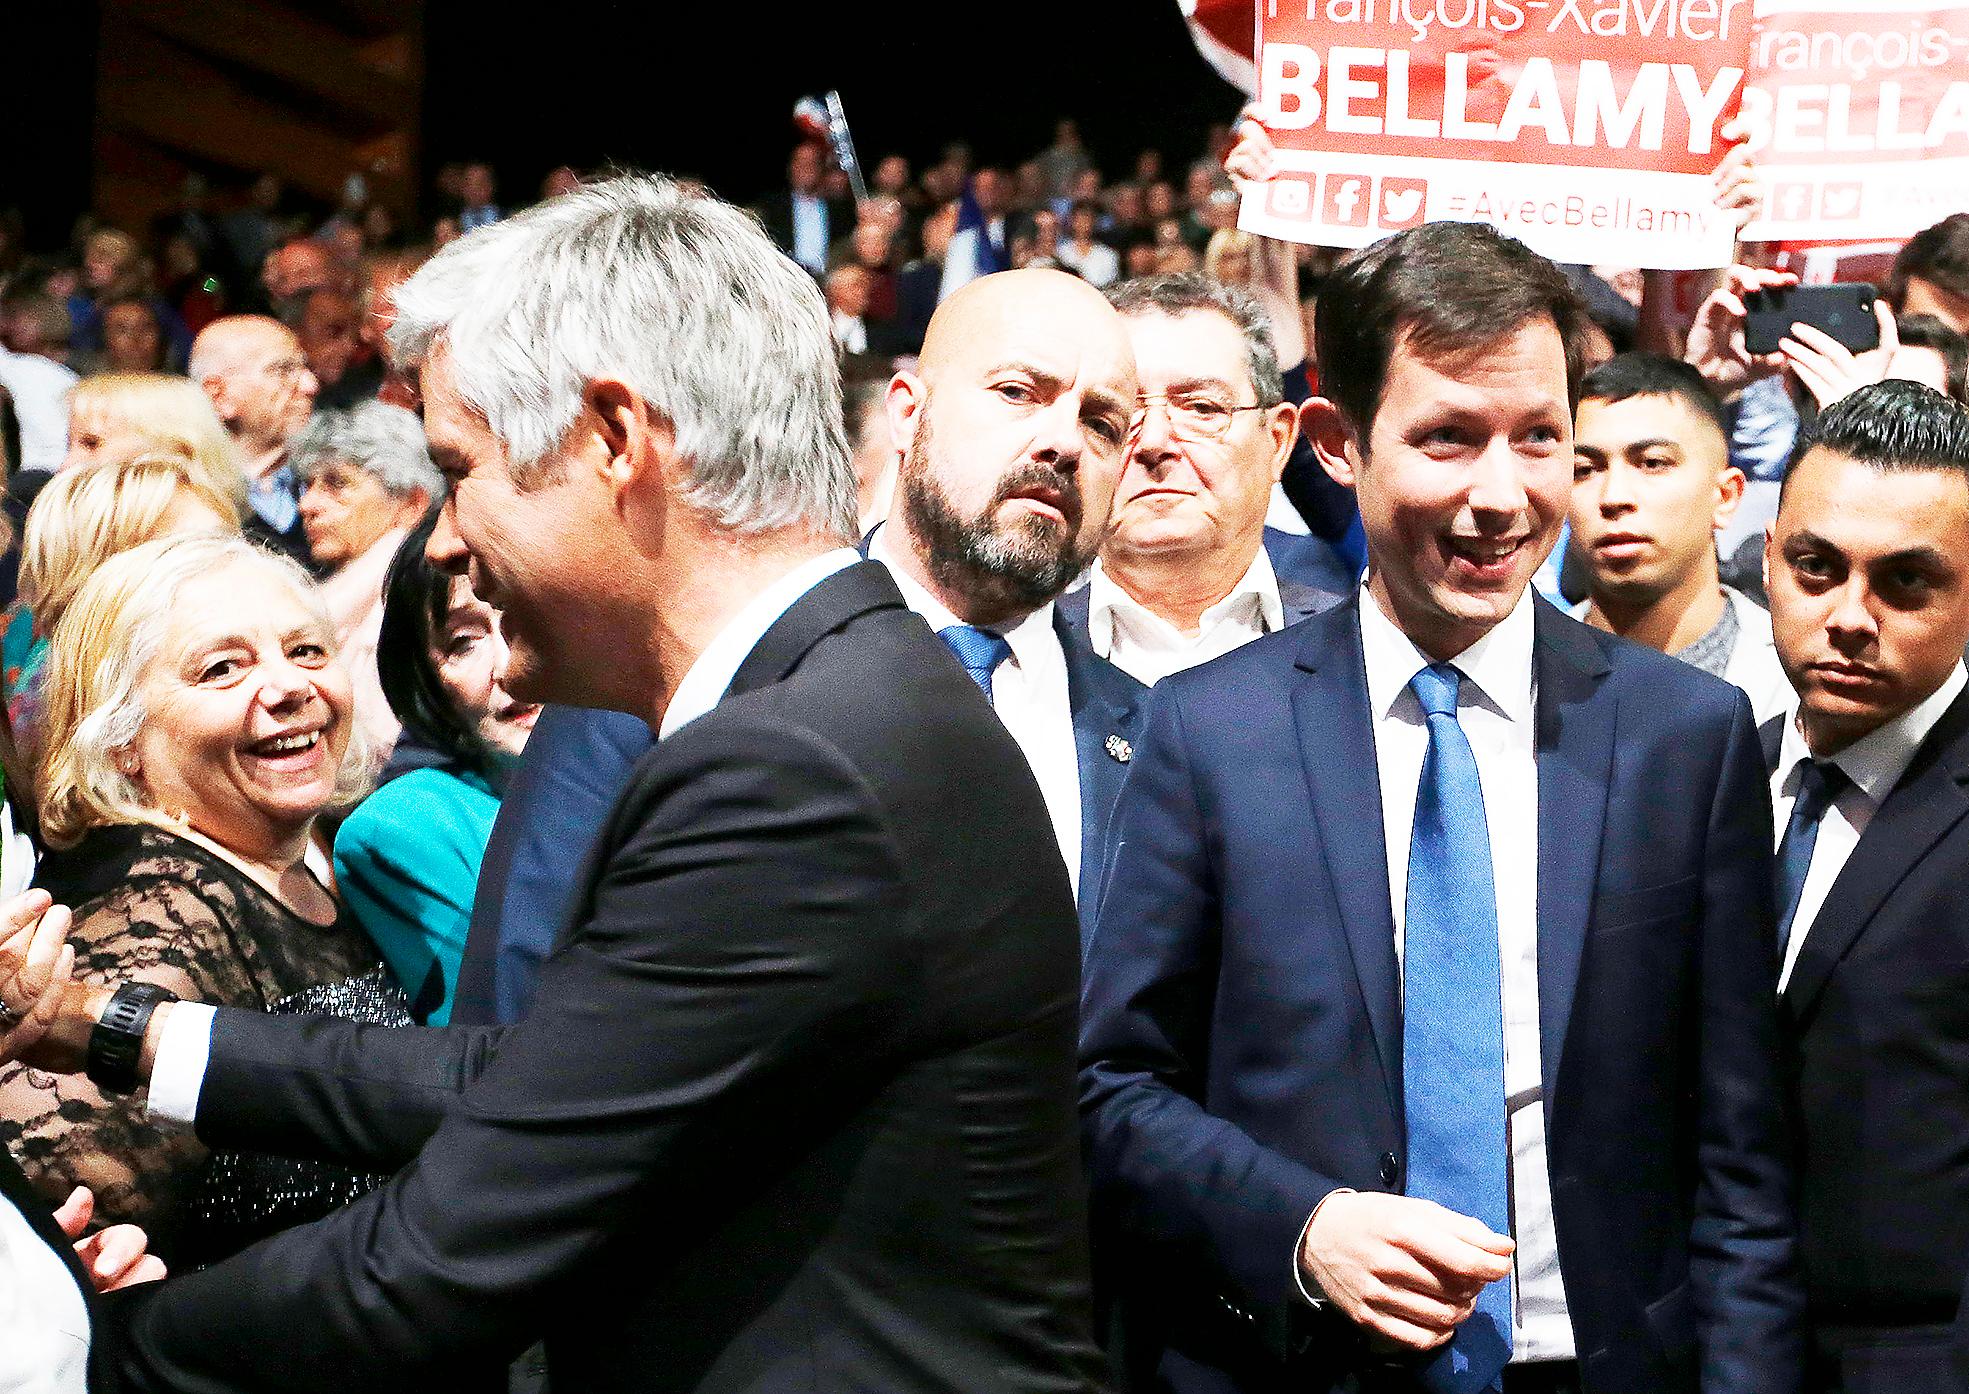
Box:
[1203,228,1256,286]
[38,534,371,849]
[19,451,243,635]
[65,372,248,508]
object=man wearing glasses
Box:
[189,314,321,565]
[872,267,1146,946]
[1059,274,1347,686]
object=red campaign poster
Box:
[1238,0,1753,266]
[1738,0,1969,241]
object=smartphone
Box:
[1742,283,1879,355]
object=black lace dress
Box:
[0,823,411,1266]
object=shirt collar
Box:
[658,548,863,739]
[868,522,1057,669]
[1359,584,1537,726]
[1778,660,1968,803]
[1084,546,1282,654]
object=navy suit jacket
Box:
[858,528,1147,940]
[1080,593,1803,1394]
[450,703,655,1026]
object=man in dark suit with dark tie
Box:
[1079,222,1802,1394]
[1759,381,1969,1393]
[9,174,1110,1394]
[868,267,1147,936]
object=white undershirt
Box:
[869,527,1084,894]
[1083,548,1283,687]
[0,1196,90,1394]
[1772,662,1966,991]
[1356,587,1572,1362]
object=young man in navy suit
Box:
[1760,382,1969,1393]
[1080,222,1803,1394]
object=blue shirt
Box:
[335,767,501,1026]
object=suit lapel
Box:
[1291,596,1402,1118]
[1782,690,1969,1020]
[1056,610,1145,926]
[1530,601,1616,1104]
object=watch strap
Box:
[86,981,176,1094]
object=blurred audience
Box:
[189,314,318,562]
[290,402,442,760]
[2,451,242,756]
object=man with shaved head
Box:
[872,267,1148,936]
[189,313,318,561]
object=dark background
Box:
[1,1,1247,246]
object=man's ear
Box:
[884,371,925,457]
[1712,465,1747,531]
[1263,401,1299,485]
[1298,397,1361,489]
[583,378,676,525]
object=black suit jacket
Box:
[755,191,855,270]
[97,563,1110,1394]
[1765,690,1969,1323]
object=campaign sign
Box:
[1739,0,1969,241]
[1239,0,1752,266]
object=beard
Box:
[898,413,1099,618]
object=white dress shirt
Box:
[0,1198,89,1394]
[1083,548,1283,687]
[869,527,1084,894]
[1355,587,1573,1362]
[1772,662,1967,991]
[148,548,866,1126]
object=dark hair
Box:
[1889,213,1969,309]
[1783,379,1969,504]
[1313,222,1593,435]
[375,508,496,778]
[1578,352,1729,444]
[839,354,892,451]
[1895,313,1969,404]
[1106,272,1283,406]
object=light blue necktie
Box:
[938,625,1013,704]
[1403,664,1512,1394]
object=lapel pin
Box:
[1105,734,1132,764]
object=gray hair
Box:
[289,401,444,500]
[1105,272,1285,408]
[387,171,857,539]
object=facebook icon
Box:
[1323,174,1371,228]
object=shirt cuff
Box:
[1293,1188,1358,1308]
[144,1002,217,1125]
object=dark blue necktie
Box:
[938,624,1013,704]
[1775,758,1849,955]
[1403,664,1512,1394]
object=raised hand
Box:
[0,891,75,1067]
[1684,264,1798,399]
[1782,298,1900,409]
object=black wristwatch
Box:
[86,982,177,1095]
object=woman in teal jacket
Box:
[334,511,538,1024]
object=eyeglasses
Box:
[1131,392,1268,443]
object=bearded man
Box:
[869,268,1148,942]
